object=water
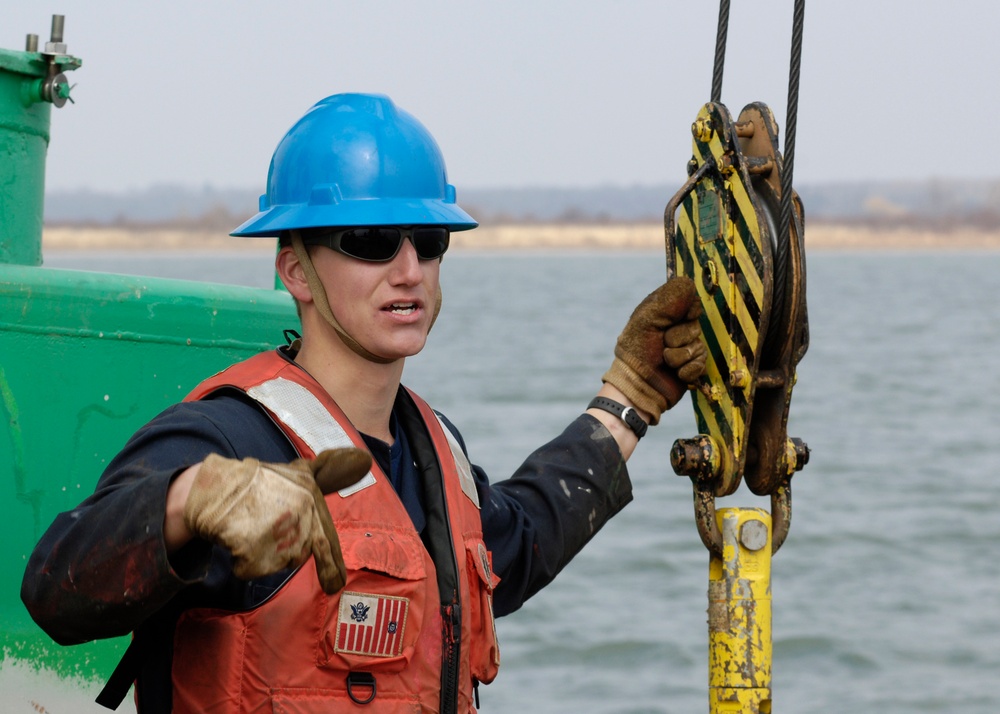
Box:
[42,248,1000,712]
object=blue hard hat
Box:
[232,93,477,236]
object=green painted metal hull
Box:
[0,17,300,707]
[1,262,297,700]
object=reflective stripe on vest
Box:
[246,375,479,506]
[247,376,377,495]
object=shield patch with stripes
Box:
[334,592,409,657]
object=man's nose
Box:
[389,237,423,279]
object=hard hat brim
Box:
[231,198,478,237]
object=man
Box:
[21,93,705,713]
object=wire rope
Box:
[767,0,806,358]
[710,0,731,103]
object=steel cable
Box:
[767,0,806,358]
[711,0,730,103]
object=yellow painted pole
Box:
[708,508,772,713]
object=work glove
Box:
[183,448,372,594]
[602,276,707,425]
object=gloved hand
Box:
[183,448,372,594]
[602,276,707,424]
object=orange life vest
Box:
[171,350,500,713]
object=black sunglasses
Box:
[299,226,450,262]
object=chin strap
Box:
[289,231,443,364]
[291,231,395,364]
[430,282,443,330]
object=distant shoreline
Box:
[41,223,1000,252]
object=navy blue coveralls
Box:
[21,349,633,712]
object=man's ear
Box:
[275,246,314,304]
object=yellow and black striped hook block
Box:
[664,101,810,556]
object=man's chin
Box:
[374,335,429,362]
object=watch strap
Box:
[587,397,648,439]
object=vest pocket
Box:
[465,539,501,684]
[320,528,428,674]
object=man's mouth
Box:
[386,302,418,316]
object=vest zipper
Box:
[441,601,462,714]
[394,388,465,714]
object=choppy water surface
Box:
[43,249,1000,712]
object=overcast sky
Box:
[5,1,998,194]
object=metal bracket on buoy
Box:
[22,15,80,108]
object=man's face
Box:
[310,236,441,361]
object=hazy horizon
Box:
[42,178,1000,227]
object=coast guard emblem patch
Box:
[334,592,409,657]
[478,542,493,584]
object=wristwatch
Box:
[587,397,648,439]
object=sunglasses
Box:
[298,226,450,262]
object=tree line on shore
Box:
[45,179,1000,232]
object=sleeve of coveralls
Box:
[439,412,633,617]
[19,395,294,645]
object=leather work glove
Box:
[183,448,372,594]
[602,276,707,425]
